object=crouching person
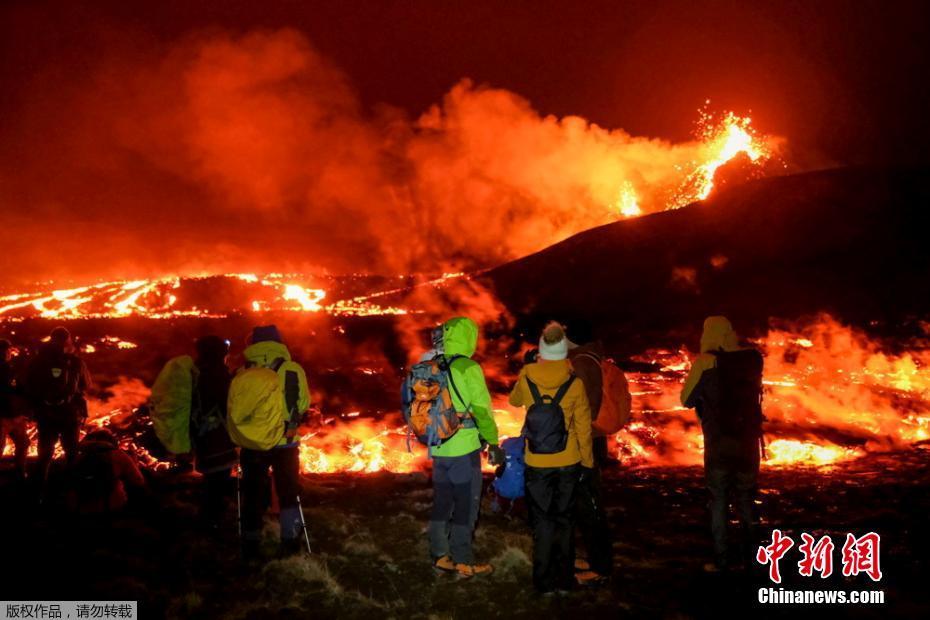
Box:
[407,317,502,578]
[68,428,146,514]
[680,316,764,572]
[228,326,310,560]
[510,322,593,594]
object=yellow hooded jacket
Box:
[239,340,310,447]
[680,316,741,407]
[509,359,594,469]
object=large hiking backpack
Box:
[401,355,472,448]
[34,353,81,407]
[228,358,299,451]
[73,448,117,512]
[575,352,633,435]
[150,355,195,454]
[709,349,764,437]
[523,375,575,454]
[492,436,526,500]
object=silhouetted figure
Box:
[680,316,764,572]
[192,336,238,529]
[26,327,92,490]
[67,428,145,514]
[565,320,614,583]
[510,322,593,594]
[0,339,29,480]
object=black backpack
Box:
[73,448,117,511]
[709,349,764,437]
[523,375,575,454]
[35,353,81,407]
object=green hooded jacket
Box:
[430,317,499,457]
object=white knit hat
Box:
[538,322,568,361]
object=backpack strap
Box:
[442,355,470,414]
[269,358,301,431]
[526,377,545,405]
[551,375,576,407]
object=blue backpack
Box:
[492,436,526,500]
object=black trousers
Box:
[36,410,81,480]
[240,445,302,542]
[704,435,760,566]
[575,464,612,575]
[525,464,580,592]
[201,469,233,527]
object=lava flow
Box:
[9,314,923,476]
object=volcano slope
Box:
[481,166,930,351]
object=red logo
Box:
[757,531,882,583]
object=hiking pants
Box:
[705,435,760,566]
[241,445,302,543]
[428,450,482,565]
[36,410,81,480]
[526,464,580,592]
[575,464,612,576]
[201,469,233,527]
[0,416,29,476]
[592,435,610,467]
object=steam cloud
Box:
[1,28,760,286]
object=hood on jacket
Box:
[568,340,605,358]
[442,317,478,359]
[525,359,573,390]
[243,341,292,367]
[700,316,740,353]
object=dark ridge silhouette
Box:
[480,166,930,349]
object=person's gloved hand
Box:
[487,444,506,466]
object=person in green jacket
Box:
[428,317,504,578]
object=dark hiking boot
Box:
[279,537,303,557]
[241,539,262,563]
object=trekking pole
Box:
[296,494,312,555]
[236,464,242,539]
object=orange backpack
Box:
[577,353,633,435]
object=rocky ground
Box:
[2,445,927,619]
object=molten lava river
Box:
[1,271,928,476]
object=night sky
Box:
[4,0,928,165]
[1,0,928,284]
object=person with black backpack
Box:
[26,327,92,489]
[509,322,593,594]
[680,316,764,573]
[191,336,238,530]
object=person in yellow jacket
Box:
[428,317,504,578]
[237,325,311,559]
[509,322,593,594]
[680,316,764,572]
